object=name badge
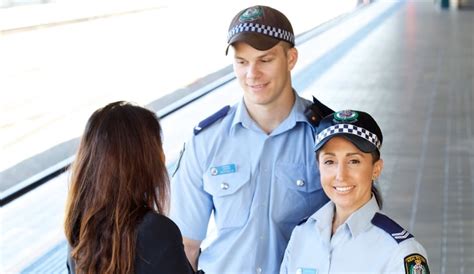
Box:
[296,268,317,274]
[210,164,237,176]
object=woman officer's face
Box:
[318,136,383,214]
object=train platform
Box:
[0,0,359,194]
[1,0,473,273]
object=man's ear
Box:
[287,47,298,70]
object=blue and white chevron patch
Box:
[371,212,414,244]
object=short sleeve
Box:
[385,238,430,274]
[170,136,213,241]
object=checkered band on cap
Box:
[227,22,295,45]
[316,124,381,149]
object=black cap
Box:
[314,110,383,153]
[226,5,295,55]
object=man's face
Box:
[232,42,297,109]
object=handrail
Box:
[0,2,368,207]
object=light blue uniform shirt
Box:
[170,93,328,274]
[280,196,430,274]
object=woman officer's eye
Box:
[323,159,334,165]
[348,159,361,164]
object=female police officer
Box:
[280,109,430,274]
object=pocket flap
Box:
[275,163,321,192]
[203,163,250,197]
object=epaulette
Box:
[193,105,230,135]
[371,212,414,244]
[304,96,334,127]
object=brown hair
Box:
[370,150,383,209]
[64,101,169,274]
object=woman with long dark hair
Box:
[64,101,193,274]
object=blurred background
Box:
[0,0,360,190]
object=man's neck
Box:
[245,90,296,134]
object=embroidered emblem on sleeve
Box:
[404,253,430,274]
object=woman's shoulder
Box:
[138,211,182,241]
[135,211,193,274]
[371,212,414,243]
[371,212,430,271]
[371,212,428,253]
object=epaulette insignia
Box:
[297,216,309,226]
[193,105,230,135]
[371,212,413,244]
[304,96,334,127]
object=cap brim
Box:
[314,134,378,153]
[226,32,280,55]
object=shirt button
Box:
[220,182,229,190]
[210,167,218,176]
[256,267,262,273]
[296,179,305,187]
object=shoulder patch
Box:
[404,253,430,274]
[193,105,230,135]
[371,212,413,244]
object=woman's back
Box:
[64,101,193,274]
[67,211,192,274]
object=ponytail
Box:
[372,182,383,209]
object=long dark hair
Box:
[64,101,169,274]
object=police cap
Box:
[226,5,295,55]
[314,109,383,154]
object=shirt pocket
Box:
[273,163,323,224]
[203,163,252,230]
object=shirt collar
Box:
[308,200,334,244]
[310,195,380,238]
[230,91,310,135]
[229,98,252,135]
[272,91,310,136]
[311,200,334,231]
[344,196,380,237]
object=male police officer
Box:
[170,5,329,273]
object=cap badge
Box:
[239,6,263,22]
[333,110,359,123]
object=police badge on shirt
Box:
[404,253,430,274]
